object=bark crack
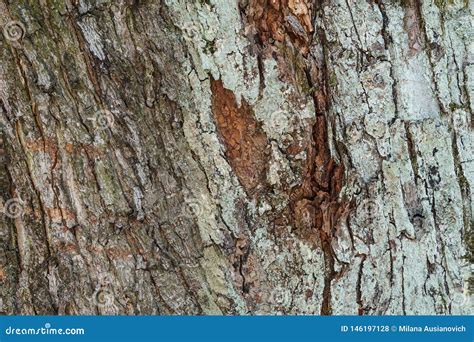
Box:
[355,253,367,315]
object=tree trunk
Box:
[0,0,471,315]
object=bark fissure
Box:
[355,253,367,315]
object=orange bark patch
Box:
[245,0,313,54]
[25,138,104,159]
[25,138,58,158]
[105,246,133,259]
[246,0,286,43]
[288,0,312,32]
[211,79,269,195]
[46,207,76,222]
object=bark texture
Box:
[0,0,472,315]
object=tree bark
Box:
[0,0,472,315]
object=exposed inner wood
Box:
[211,79,269,196]
[244,0,314,54]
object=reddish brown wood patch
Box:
[244,0,313,54]
[403,0,425,56]
[290,115,348,245]
[211,79,269,195]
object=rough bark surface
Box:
[0,0,472,315]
